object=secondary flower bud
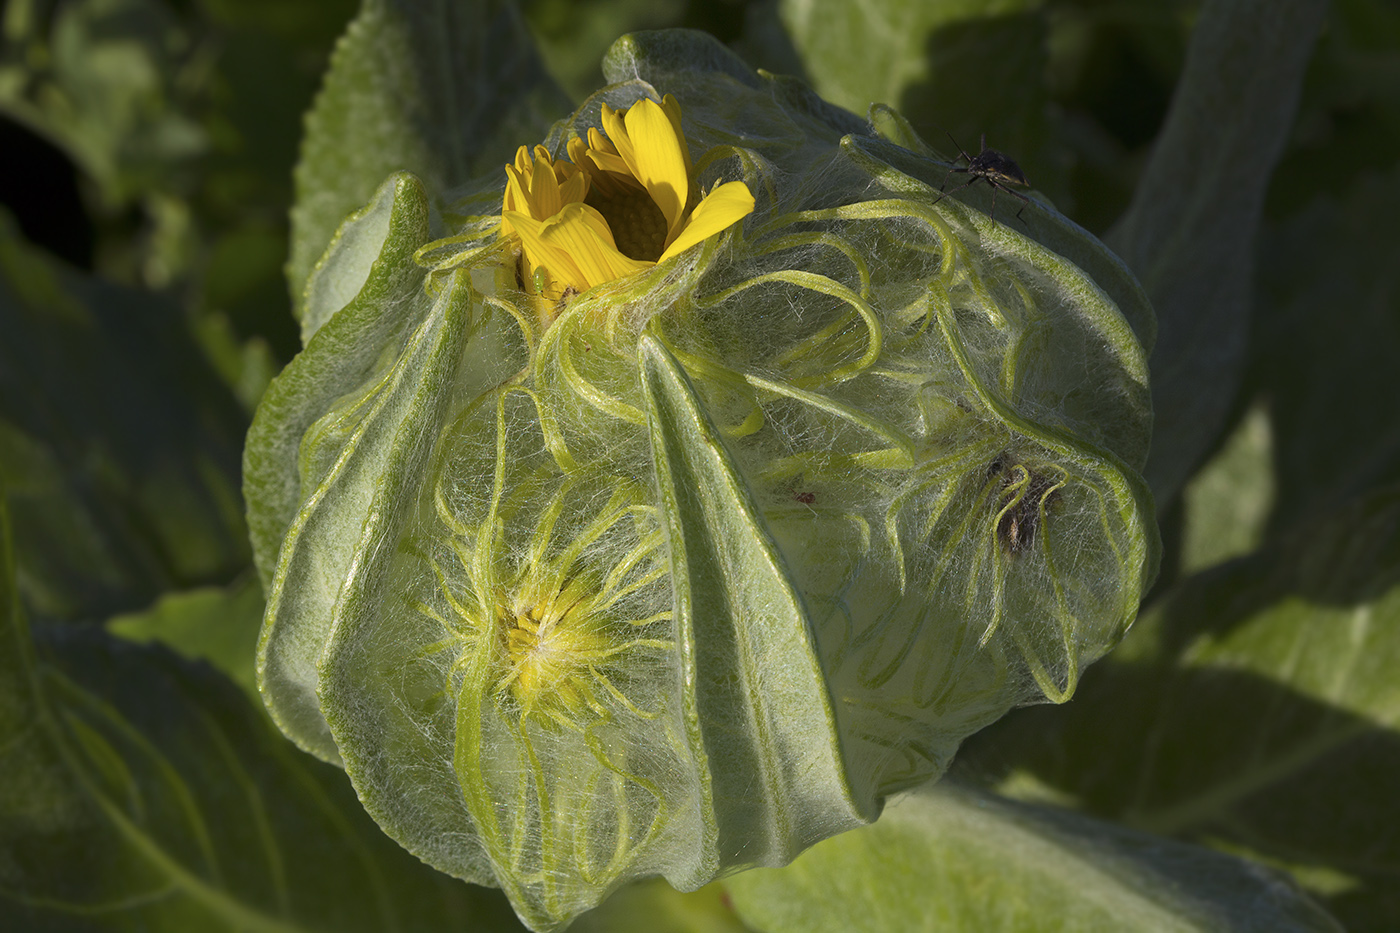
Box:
[246,29,1157,932]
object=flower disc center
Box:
[590,184,668,262]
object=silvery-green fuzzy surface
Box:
[244,30,1157,931]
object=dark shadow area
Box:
[0,115,95,269]
[897,5,1186,235]
[0,236,251,621]
[898,11,1050,184]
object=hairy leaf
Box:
[287,0,568,312]
[0,499,525,932]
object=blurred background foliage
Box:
[1,0,1398,930]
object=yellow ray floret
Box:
[501,95,755,302]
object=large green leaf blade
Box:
[1106,0,1328,505]
[106,576,266,705]
[1251,165,1400,534]
[725,782,1341,933]
[0,217,249,622]
[0,499,525,932]
[287,0,568,311]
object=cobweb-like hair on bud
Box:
[264,49,1153,932]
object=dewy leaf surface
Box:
[1106,0,1328,506]
[724,781,1342,933]
[962,484,1400,931]
[0,500,526,933]
[0,216,248,622]
[287,0,568,311]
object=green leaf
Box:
[572,879,752,933]
[1179,403,1274,576]
[244,172,432,594]
[724,781,1342,932]
[847,127,1158,368]
[777,0,1048,158]
[0,215,249,621]
[639,332,872,842]
[962,484,1400,930]
[287,0,568,313]
[1105,0,1328,506]
[0,499,525,932]
[106,576,266,705]
[1250,165,1400,533]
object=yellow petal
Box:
[502,164,530,227]
[600,103,635,171]
[540,203,653,289]
[660,94,693,177]
[658,181,755,262]
[567,136,589,168]
[622,98,689,237]
[587,127,616,156]
[558,164,589,205]
[573,128,629,197]
[586,148,632,179]
[529,152,563,219]
[504,209,589,295]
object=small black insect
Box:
[933,133,1032,223]
[793,491,817,505]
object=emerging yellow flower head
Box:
[501,95,755,301]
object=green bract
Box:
[244,30,1157,932]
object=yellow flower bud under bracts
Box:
[248,30,1158,933]
[501,94,754,303]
